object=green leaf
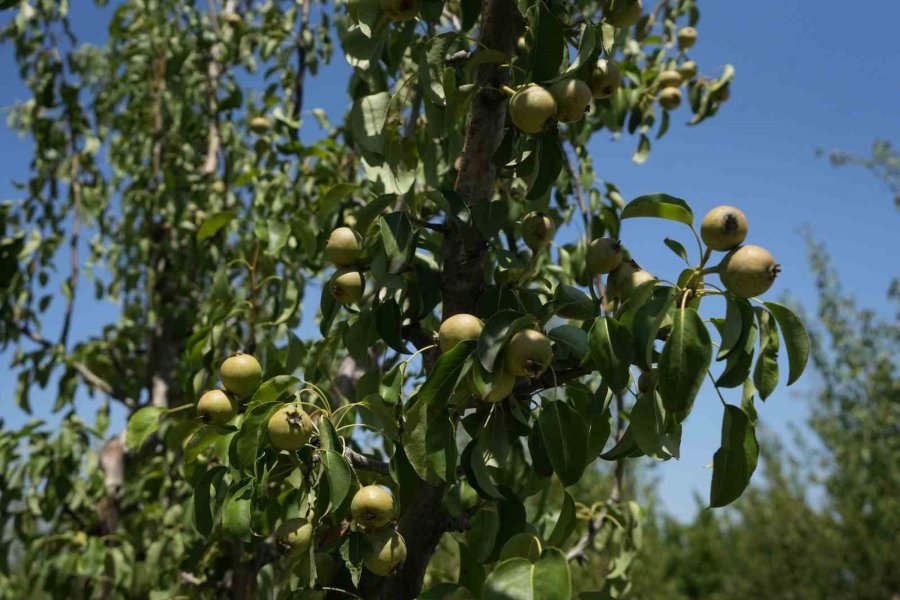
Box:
[663,238,690,263]
[534,548,572,600]
[763,302,809,385]
[229,401,280,474]
[621,194,694,226]
[553,285,596,321]
[350,92,391,153]
[718,297,754,361]
[375,298,411,354]
[630,287,676,371]
[322,183,359,213]
[537,401,588,486]
[250,375,299,405]
[600,427,644,461]
[418,339,475,406]
[546,492,577,547]
[468,505,501,563]
[265,219,290,256]
[657,308,711,418]
[482,550,572,600]
[527,133,564,200]
[630,393,679,459]
[478,310,527,372]
[339,532,369,588]
[632,133,651,164]
[197,211,236,241]
[222,478,253,541]
[317,415,343,453]
[126,406,165,450]
[530,2,565,82]
[472,200,509,239]
[710,405,759,507]
[548,325,590,364]
[499,534,542,563]
[564,23,603,77]
[320,450,354,517]
[380,211,414,273]
[483,558,533,600]
[715,316,758,388]
[589,317,633,391]
[753,308,780,401]
[185,425,221,464]
[404,401,459,485]
[192,465,227,537]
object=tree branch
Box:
[344,448,389,476]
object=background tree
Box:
[0,1,806,598]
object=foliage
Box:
[0,1,807,598]
[630,240,899,600]
[817,138,900,207]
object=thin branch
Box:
[58,141,82,348]
[292,0,311,139]
[408,216,448,234]
[344,448,390,476]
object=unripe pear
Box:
[701,205,748,251]
[586,238,623,274]
[657,69,683,89]
[197,390,236,426]
[330,268,365,305]
[678,60,698,80]
[677,26,698,49]
[607,261,656,299]
[658,87,682,110]
[267,405,314,451]
[210,180,226,194]
[549,78,592,123]
[220,353,262,399]
[351,485,395,530]
[325,226,363,266]
[604,0,643,28]
[363,528,407,576]
[521,211,556,251]
[589,59,622,99]
[276,517,313,554]
[439,314,483,353]
[249,116,270,133]
[380,0,420,22]
[719,245,780,298]
[509,86,558,134]
[505,329,553,377]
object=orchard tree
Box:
[0,0,808,598]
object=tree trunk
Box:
[373,1,517,598]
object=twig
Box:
[344,448,390,475]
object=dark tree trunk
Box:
[373,1,518,598]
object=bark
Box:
[373,2,518,598]
[441,0,517,317]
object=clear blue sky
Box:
[1,1,898,519]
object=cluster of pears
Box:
[325,226,366,306]
[508,60,624,135]
[274,484,406,584]
[583,205,780,300]
[197,350,407,579]
[196,352,263,426]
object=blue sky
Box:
[1,1,898,520]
